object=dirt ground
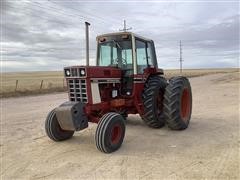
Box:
[1,72,239,180]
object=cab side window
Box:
[136,40,148,73]
[147,42,154,66]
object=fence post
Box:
[40,80,44,89]
[15,80,18,92]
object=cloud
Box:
[1,0,239,72]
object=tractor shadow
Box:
[47,116,225,156]
[116,116,226,155]
[125,115,147,127]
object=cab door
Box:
[120,44,134,96]
[135,39,155,75]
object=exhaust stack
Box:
[85,22,90,66]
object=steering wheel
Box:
[113,58,127,66]
[121,57,127,65]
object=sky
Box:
[1,0,239,72]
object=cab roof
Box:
[96,32,153,42]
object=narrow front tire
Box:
[95,112,125,153]
[45,109,74,141]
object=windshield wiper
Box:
[112,40,122,49]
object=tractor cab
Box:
[96,32,158,95]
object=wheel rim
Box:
[110,123,122,144]
[181,88,191,121]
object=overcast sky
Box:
[1,0,239,72]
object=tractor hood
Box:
[64,66,122,104]
[64,66,122,78]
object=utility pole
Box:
[119,20,132,32]
[179,40,183,74]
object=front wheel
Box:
[163,77,192,130]
[45,109,74,141]
[95,112,125,153]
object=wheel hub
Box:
[111,123,122,144]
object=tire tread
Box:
[163,76,192,130]
[141,76,167,128]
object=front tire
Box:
[95,112,125,153]
[163,77,192,130]
[45,109,74,141]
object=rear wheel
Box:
[45,109,74,141]
[163,77,192,130]
[95,112,125,153]
[141,76,167,128]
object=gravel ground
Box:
[1,72,239,180]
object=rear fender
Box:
[144,67,164,79]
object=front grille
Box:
[71,68,78,77]
[68,79,88,103]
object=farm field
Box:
[0,71,65,97]
[1,71,239,179]
[0,68,238,98]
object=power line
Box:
[23,0,114,34]
[29,0,118,27]
[5,4,77,28]
[27,1,87,21]
[49,0,120,25]
[23,0,102,31]
[6,1,102,35]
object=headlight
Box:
[80,69,85,76]
[65,69,71,76]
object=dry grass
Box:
[0,71,66,98]
[1,68,238,98]
[163,68,239,79]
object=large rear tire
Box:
[163,77,192,130]
[95,112,125,153]
[141,76,167,128]
[45,109,74,141]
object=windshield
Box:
[97,40,133,69]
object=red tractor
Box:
[45,24,192,153]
